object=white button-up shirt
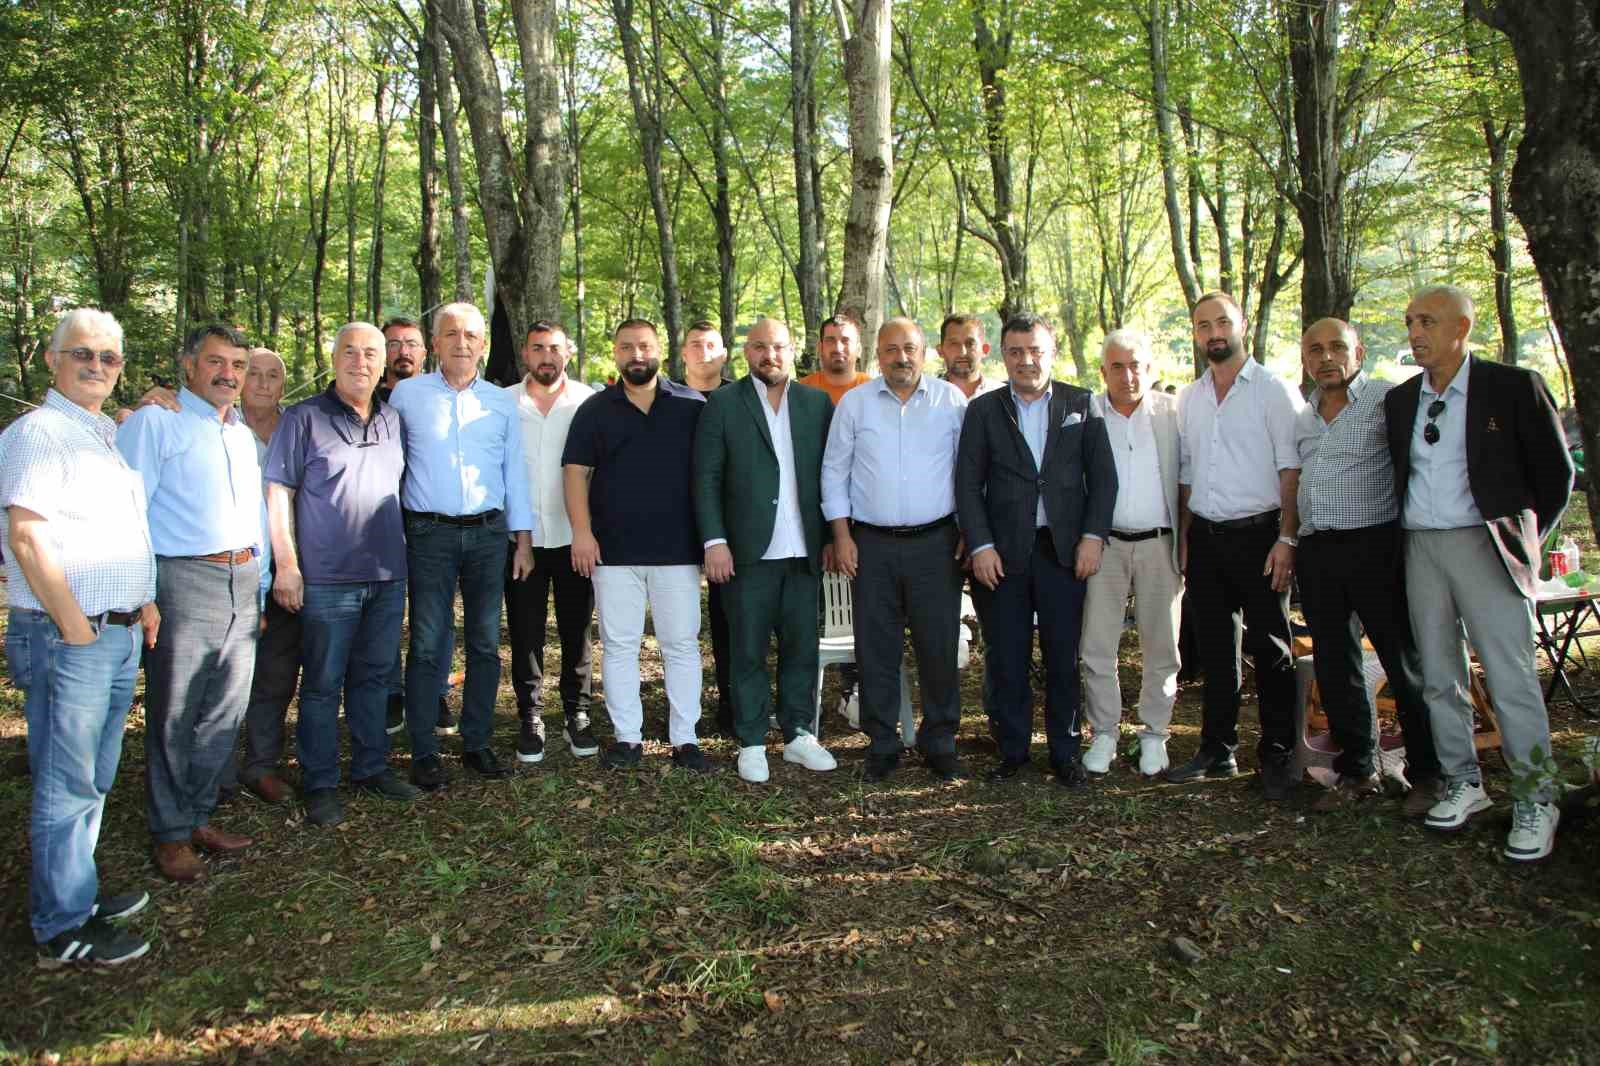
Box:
[505,374,593,548]
[1178,357,1303,522]
[1402,363,1483,530]
[1095,392,1170,532]
[821,375,968,526]
[755,377,807,560]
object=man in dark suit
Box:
[1383,284,1571,861]
[695,318,837,783]
[956,312,1117,785]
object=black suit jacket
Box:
[955,381,1117,575]
[1383,355,1571,599]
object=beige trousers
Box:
[1080,533,1183,736]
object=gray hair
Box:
[432,302,486,337]
[332,321,384,354]
[1100,328,1152,363]
[249,347,287,374]
[1412,284,1476,326]
[49,307,124,352]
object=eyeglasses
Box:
[385,339,424,351]
[59,347,125,369]
[1423,399,1446,445]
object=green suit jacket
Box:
[693,376,833,572]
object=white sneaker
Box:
[1505,800,1560,861]
[836,687,860,730]
[783,733,837,772]
[1425,779,1493,830]
[1083,733,1117,774]
[737,745,769,783]
[1138,735,1169,777]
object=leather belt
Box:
[190,548,255,564]
[1109,527,1172,543]
[852,514,955,538]
[1192,510,1279,535]
[405,509,502,527]
[95,610,141,627]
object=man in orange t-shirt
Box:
[799,313,871,404]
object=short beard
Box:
[753,364,787,387]
[530,364,562,386]
[389,364,416,381]
[1200,339,1239,365]
[621,359,659,386]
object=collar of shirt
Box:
[42,388,117,446]
[180,385,241,425]
[1198,355,1263,395]
[870,373,929,404]
[749,374,791,410]
[517,373,589,414]
[1420,361,1470,403]
[607,376,700,407]
[1009,383,1052,411]
[1306,370,1369,426]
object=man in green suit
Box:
[694,318,838,783]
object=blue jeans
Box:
[7,609,141,942]
[404,514,507,759]
[298,580,407,790]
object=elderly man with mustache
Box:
[118,323,267,882]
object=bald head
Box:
[1300,318,1364,392]
[1405,285,1474,380]
[745,317,794,387]
[243,346,286,413]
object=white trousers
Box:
[1080,534,1183,736]
[592,564,703,746]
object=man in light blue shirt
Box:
[387,302,537,790]
[117,323,264,883]
[822,317,968,783]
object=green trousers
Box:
[721,557,820,747]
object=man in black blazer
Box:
[1383,284,1571,861]
[955,313,1117,785]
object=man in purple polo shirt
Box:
[264,322,417,826]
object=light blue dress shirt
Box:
[389,371,536,534]
[821,374,967,527]
[1012,385,1051,527]
[1402,363,1483,530]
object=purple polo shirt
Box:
[264,385,407,583]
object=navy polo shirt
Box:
[562,378,704,565]
[264,385,407,583]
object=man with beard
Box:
[823,317,969,783]
[388,302,536,791]
[799,312,871,405]
[378,315,425,401]
[694,318,837,783]
[1169,292,1305,801]
[264,323,417,826]
[938,314,998,399]
[564,319,708,771]
[119,324,265,880]
[678,320,737,736]
[1295,318,1439,814]
[503,321,600,763]
[957,314,1116,786]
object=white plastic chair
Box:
[814,571,915,743]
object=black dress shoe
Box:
[1259,754,1297,802]
[985,758,1029,783]
[1165,750,1239,783]
[1052,761,1088,788]
[924,751,967,782]
[863,753,899,783]
[462,748,510,778]
[411,754,449,791]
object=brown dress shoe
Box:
[154,842,206,882]
[243,773,291,805]
[1402,777,1445,818]
[192,825,253,852]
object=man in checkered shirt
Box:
[1,308,160,966]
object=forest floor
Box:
[0,518,1598,1064]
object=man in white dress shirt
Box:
[503,321,601,764]
[1080,329,1183,778]
[1170,291,1305,801]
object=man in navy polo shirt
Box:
[564,318,708,771]
[264,322,418,827]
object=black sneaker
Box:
[516,713,546,764]
[671,744,710,773]
[38,917,149,968]
[91,889,149,922]
[1052,761,1088,788]
[1260,754,1297,803]
[462,747,510,778]
[1165,750,1239,783]
[385,693,405,736]
[863,752,900,783]
[411,754,449,791]
[924,751,967,782]
[601,741,643,770]
[352,770,421,802]
[304,788,345,827]
[436,698,458,737]
[565,712,600,757]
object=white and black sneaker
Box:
[565,712,600,757]
[91,889,149,923]
[38,917,149,968]
[516,713,546,764]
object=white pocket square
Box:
[1061,411,1083,427]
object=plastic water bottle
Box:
[1561,535,1580,576]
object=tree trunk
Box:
[562,17,588,375]
[1472,0,1600,532]
[1286,0,1355,324]
[432,0,473,303]
[1484,119,1519,363]
[972,2,1028,322]
[1145,0,1200,311]
[790,0,825,360]
[835,0,893,352]
[369,49,393,324]
[414,3,443,335]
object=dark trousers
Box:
[971,528,1087,767]
[1297,523,1439,780]
[853,523,963,756]
[723,557,820,746]
[234,596,303,787]
[707,580,734,729]
[1186,517,1296,758]
[504,543,594,716]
